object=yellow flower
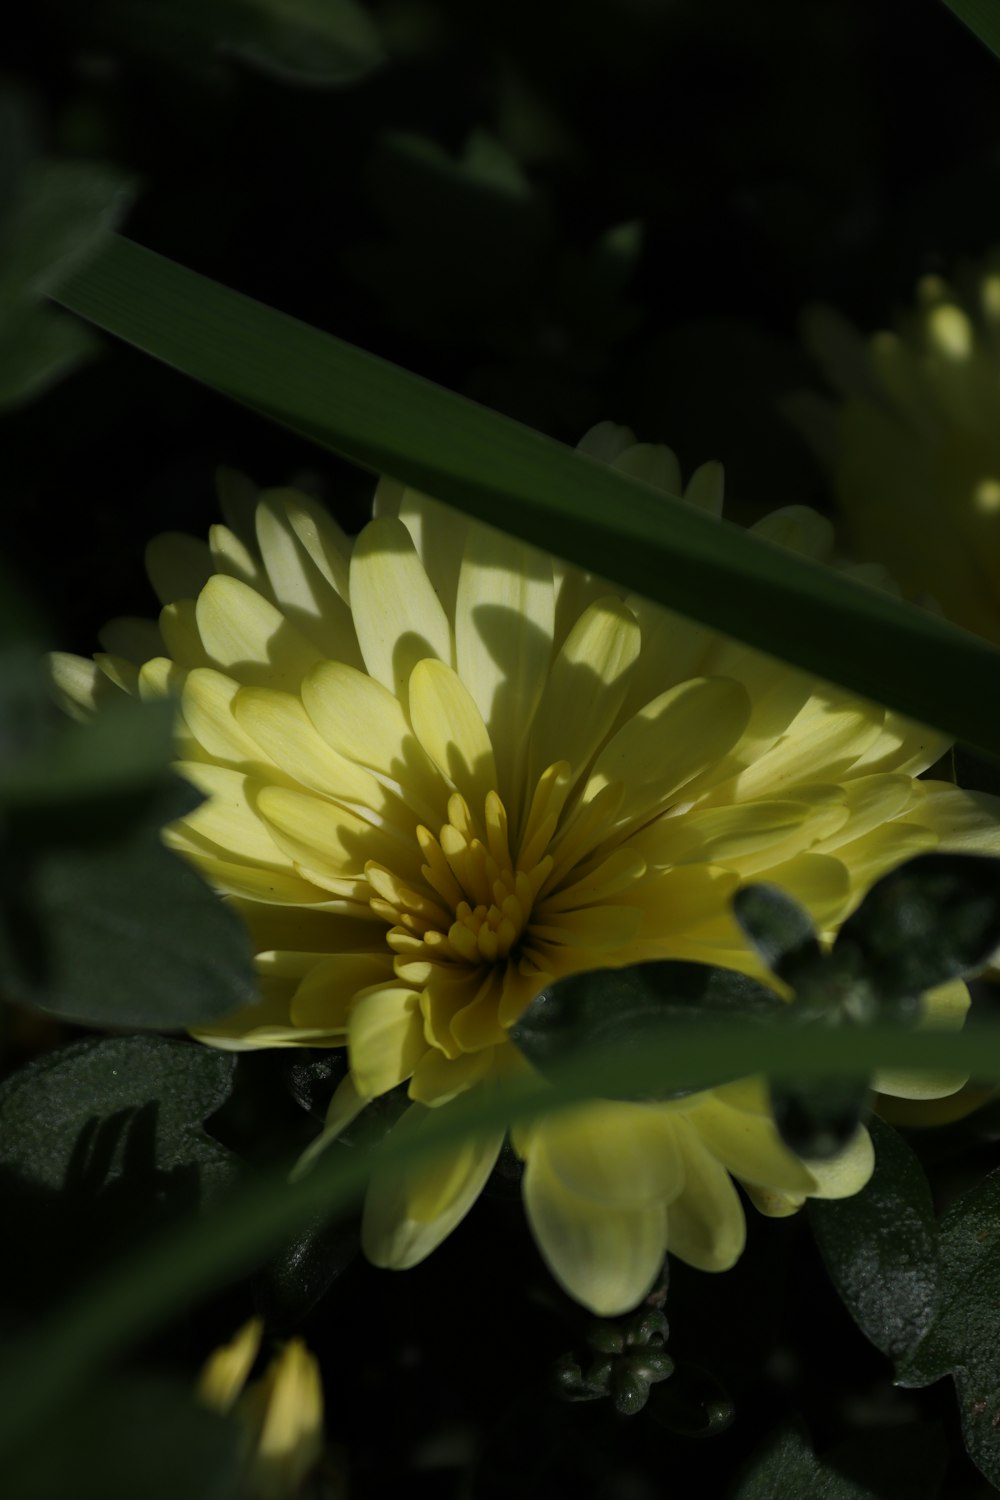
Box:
[795,253,1000,642]
[51,424,1000,1316]
[198,1318,324,1500]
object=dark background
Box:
[3,2,1000,1494]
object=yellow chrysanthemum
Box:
[52,424,1000,1316]
[198,1318,324,1500]
[794,253,1000,642]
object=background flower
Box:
[51,424,1000,1314]
[792,253,1000,642]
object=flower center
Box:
[364,772,570,976]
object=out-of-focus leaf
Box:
[732,882,822,989]
[0,1037,239,1306]
[0,816,256,1028]
[1,1375,244,1500]
[769,1075,870,1161]
[0,90,133,409]
[0,305,96,410]
[101,0,383,84]
[733,1423,947,1500]
[511,960,783,1099]
[833,853,1000,1008]
[896,1166,1000,1488]
[941,0,1000,62]
[809,1116,940,1361]
[52,236,1000,755]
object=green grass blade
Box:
[3,1019,1000,1452]
[941,0,1000,60]
[53,236,1000,755]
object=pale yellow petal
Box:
[362,1103,503,1267]
[349,516,453,701]
[373,481,467,622]
[197,1318,262,1411]
[407,658,498,811]
[348,984,426,1097]
[528,596,640,789]
[302,661,447,822]
[254,784,423,886]
[182,668,285,774]
[255,489,362,664]
[583,677,751,832]
[159,600,214,670]
[803,1126,875,1199]
[49,652,125,718]
[176,762,292,867]
[407,1046,495,1106]
[195,576,323,690]
[875,979,969,1100]
[905,782,1000,854]
[233,686,390,811]
[454,522,554,808]
[283,491,353,601]
[534,1102,684,1208]
[523,1141,667,1315]
[666,1125,746,1271]
[290,954,397,1030]
[719,694,885,804]
[209,522,265,590]
[687,1095,815,1193]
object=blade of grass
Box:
[941,1,1000,61]
[53,236,1000,756]
[2,1019,1000,1455]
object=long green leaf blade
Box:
[4,1019,1000,1453]
[53,236,1000,754]
[941,0,1000,61]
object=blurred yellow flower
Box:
[198,1318,324,1500]
[52,425,1000,1315]
[794,254,1000,642]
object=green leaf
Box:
[0,1037,239,1302]
[896,1166,1000,1488]
[0,693,177,812]
[52,236,1000,756]
[1,1375,244,1500]
[732,882,823,989]
[0,815,256,1028]
[510,960,783,1098]
[941,1,1000,62]
[0,304,97,411]
[808,1116,939,1361]
[769,1076,871,1161]
[833,853,1000,1007]
[0,161,134,310]
[732,1423,947,1500]
[8,1020,1000,1455]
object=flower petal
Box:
[196,576,323,690]
[534,1102,684,1208]
[362,1103,503,1267]
[408,659,498,812]
[348,984,426,1097]
[349,516,453,701]
[665,1125,747,1271]
[523,1140,668,1315]
[528,596,640,789]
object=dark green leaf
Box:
[0,1037,239,1304]
[511,960,783,1098]
[253,1206,358,1328]
[1,1375,244,1500]
[0,304,97,411]
[897,1165,1000,1487]
[769,1075,870,1160]
[833,853,1000,1006]
[941,1,1000,62]
[732,882,822,989]
[0,161,134,310]
[0,818,256,1028]
[52,237,1000,756]
[0,693,177,811]
[809,1115,939,1361]
[732,1423,946,1500]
